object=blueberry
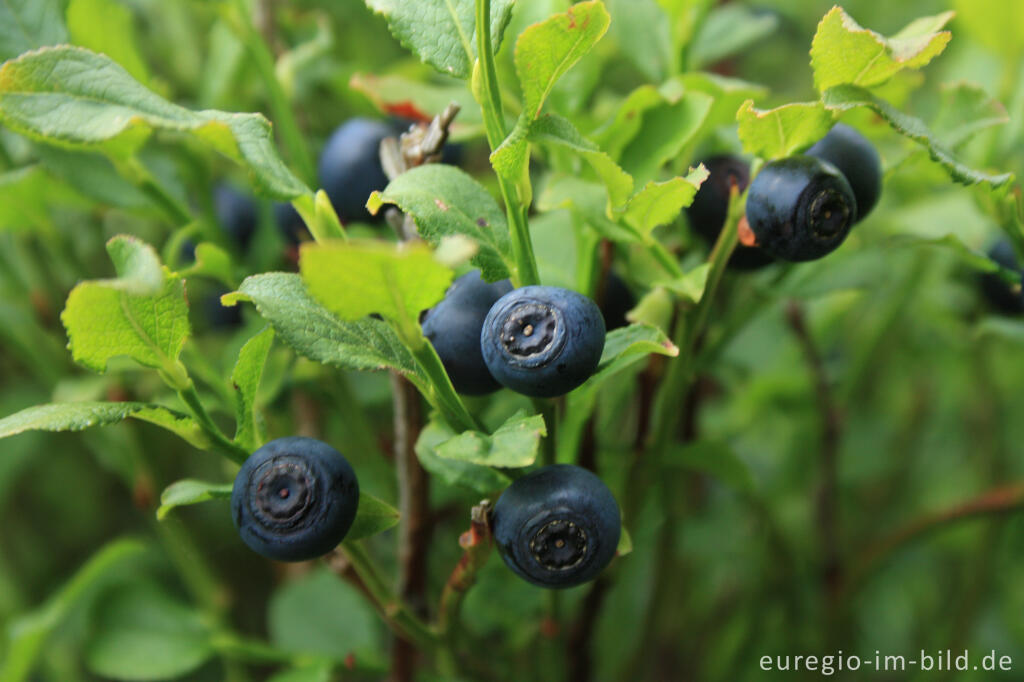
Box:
[481,286,605,398]
[273,202,309,245]
[318,118,393,224]
[421,270,513,395]
[231,437,359,562]
[746,155,857,262]
[597,272,634,331]
[979,240,1024,314]
[214,184,258,250]
[806,123,882,221]
[686,155,774,270]
[492,464,621,589]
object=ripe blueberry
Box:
[492,464,621,589]
[421,270,513,395]
[979,240,1024,314]
[806,123,882,221]
[746,155,857,262]
[686,155,774,270]
[318,118,393,224]
[481,286,605,398]
[231,437,359,562]
[214,184,258,250]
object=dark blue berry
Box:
[979,240,1024,314]
[492,464,621,589]
[686,155,774,270]
[481,286,605,398]
[421,270,512,395]
[806,123,882,221]
[318,118,393,224]
[231,437,359,562]
[598,272,634,330]
[273,202,309,245]
[746,155,857,262]
[214,184,258,250]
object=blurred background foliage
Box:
[0,0,1022,680]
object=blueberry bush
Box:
[0,0,1022,680]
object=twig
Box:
[437,501,493,634]
[784,301,843,606]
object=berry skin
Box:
[421,270,513,395]
[231,437,359,562]
[492,464,621,589]
[214,184,258,250]
[318,118,393,224]
[806,123,882,221]
[686,155,774,270]
[979,240,1024,314]
[481,286,606,398]
[746,155,857,262]
[597,272,635,331]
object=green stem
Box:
[475,0,539,286]
[406,332,481,433]
[178,383,250,464]
[229,0,316,186]
[340,541,439,651]
[647,238,685,278]
[117,158,192,226]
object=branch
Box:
[437,501,493,635]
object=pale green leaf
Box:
[67,0,150,84]
[300,240,453,322]
[415,421,511,495]
[231,327,274,452]
[363,0,515,79]
[347,492,400,541]
[435,410,547,468]
[822,84,1015,188]
[689,3,779,69]
[932,82,1010,148]
[619,91,712,184]
[180,242,235,288]
[616,527,633,556]
[590,85,665,162]
[656,263,712,305]
[606,0,672,81]
[156,480,232,520]
[736,99,834,159]
[367,165,511,281]
[810,6,953,92]
[0,0,67,61]
[0,164,90,232]
[0,46,308,198]
[624,168,709,237]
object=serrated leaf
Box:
[656,263,712,305]
[156,480,232,520]
[0,0,67,61]
[528,114,634,212]
[67,0,150,85]
[624,168,709,237]
[231,327,274,452]
[0,46,308,198]
[85,583,213,681]
[822,84,1015,188]
[363,0,515,79]
[180,242,235,288]
[61,236,191,379]
[538,175,642,244]
[619,91,712,184]
[301,240,452,323]
[606,0,672,81]
[932,82,1010,148]
[224,273,423,382]
[516,1,611,120]
[367,165,511,281]
[0,402,208,449]
[736,100,834,159]
[590,85,666,162]
[415,421,511,494]
[346,492,400,541]
[673,72,768,132]
[689,3,779,69]
[435,410,546,469]
[810,6,953,92]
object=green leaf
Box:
[590,85,666,162]
[822,84,1015,188]
[606,0,672,81]
[85,583,214,681]
[618,91,712,184]
[0,164,90,232]
[0,46,308,198]
[223,273,424,381]
[810,6,953,92]
[367,165,512,281]
[0,402,209,449]
[932,82,1010,148]
[415,421,511,495]
[156,480,232,521]
[953,0,1024,57]
[616,527,633,556]
[624,168,709,237]
[268,663,334,682]
[363,0,515,79]
[736,100,834,159]
[528,114,634,212]
[180,242,235,288]
[231,326,274,452]
[346,492,401,541]
[689,3,779,69]
[435,410,547,469]
[300,240,453,322]
[515,0,611,120]
[0,539,146,682]
[61,236,191,382]
[538,176,643,244]
[672,72,768,132]
[656,263,712,305]
[673,440,754,493]
[0,0,67,61]
[67,0,150,85]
